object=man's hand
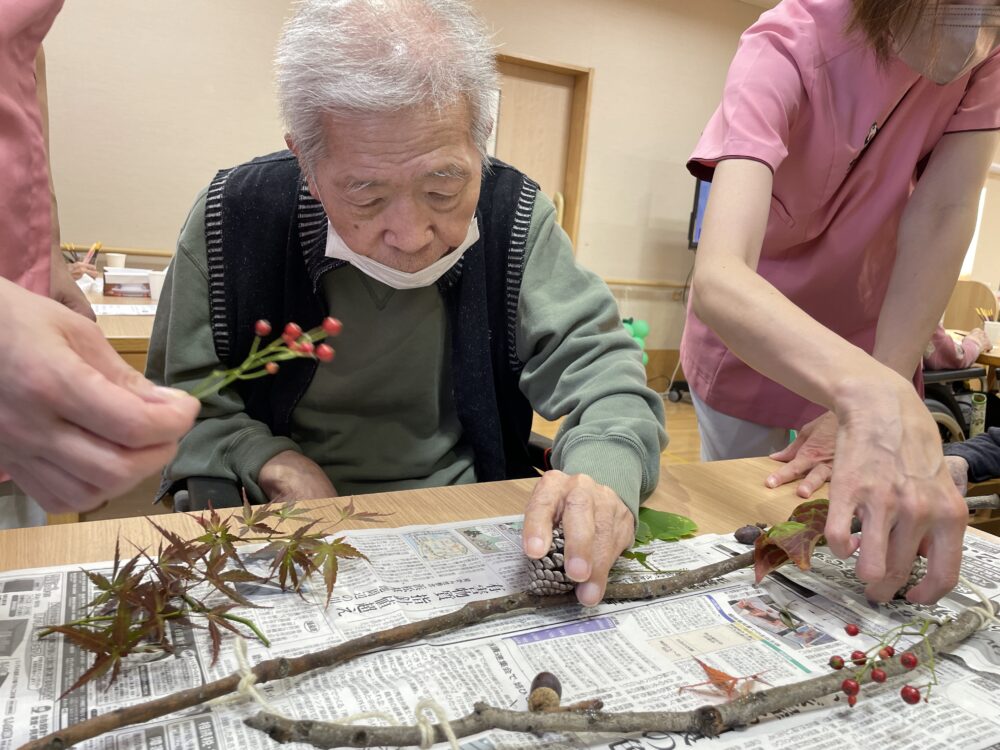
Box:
[826,379,968,605]
[522,470,634,607]
[258,450,337,503]
[944,455,970,497]
[0,279,199,514]
[767,411,836,498]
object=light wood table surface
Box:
[2,458,808,573]
[978,345,1000,391]
[88,292,156,372]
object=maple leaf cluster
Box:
[40,499,384,696]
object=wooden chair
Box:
[943,279,997,332]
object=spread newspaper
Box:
[1,516,998,750]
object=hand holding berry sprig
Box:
[190,317,342,401]
[827,620,937,708]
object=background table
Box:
[88,292,156,372]
[2,458,807,572]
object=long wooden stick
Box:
[244,606,993,748]
[22,552,753,750]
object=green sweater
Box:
[147,187,667,515]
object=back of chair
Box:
[943,279,997,331]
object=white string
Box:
[207,637,289,718]
[338,697,459,750]
[959,574,1000,630]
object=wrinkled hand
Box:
[827,379,968,604]
[767,411,836,498]
[0,278,199,514]
[522,470,635,607]
[944,455,970,497]
[68,262,99,280]
[258,450,337,503]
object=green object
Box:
[633,336,646,350]
[789,429,797,442]
[642,351,649,366]
[632,319,650,338]
[148,187,667,518]
[634,507,698,544]
[622,321,635,336]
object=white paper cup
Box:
[104,253,127,268]
[148,270,167,301]
[985,320,1000,348]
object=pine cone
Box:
[894,556,928,600]
[527,528,575,595]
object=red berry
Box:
[900,685,920,705]
[283,322,302,340]
[264,362,279,375]
[322,317,343,336]
[871,668,887,683]
[316,343,335,362]
[841,679,860,696]
[847,694,857,707]
[845,623,860,637]
[299,340,315,354]
[878,646,895,660]
[900,652,918,670]
[851,650,867,666]
[254,319,272,337]
[829,655,845,670]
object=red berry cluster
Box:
[190,317,343,400]
[829,622,925,708]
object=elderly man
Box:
[147,0,667,606]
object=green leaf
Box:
[635,508,697,544]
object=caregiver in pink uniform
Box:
[0,0,198,522]
[683,0,1000,603]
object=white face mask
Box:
[323,216,480,290]
[895,5,1000,85]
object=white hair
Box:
[275,0,498,170]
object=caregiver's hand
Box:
[767,411,836,497]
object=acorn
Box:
[528,672,562,712]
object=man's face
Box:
[296,101,482,273]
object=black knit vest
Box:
[204,150,538,483]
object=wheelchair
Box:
[923,366,988,444]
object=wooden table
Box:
[88,292,156,372]
[978,345,1000,391]
[2,458,806,572]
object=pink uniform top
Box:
[681,0,1000,429]
[0,0,63,296]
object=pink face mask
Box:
[895,4,1000,85]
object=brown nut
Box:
[528,687,561,712]
[530,671,562,698]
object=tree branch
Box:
[22,551,752,750]
[244,605,994,748]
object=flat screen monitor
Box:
[688,178,711,250]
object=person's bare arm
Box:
[691,158,967,604]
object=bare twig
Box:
[966,494,1000,511]
[21,551,752,750]
[245,605,994,748]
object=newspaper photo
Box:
[0,515,998,750]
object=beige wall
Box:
[969,148,1000,291]
[476,0,762,348]
[45,2,294,253]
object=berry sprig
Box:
[827,620,940,708]
[190,317,342,401]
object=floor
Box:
[82,400,703,522]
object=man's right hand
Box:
[944,455,970,497]
[0,279,200,514]
[258,450,337,503]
